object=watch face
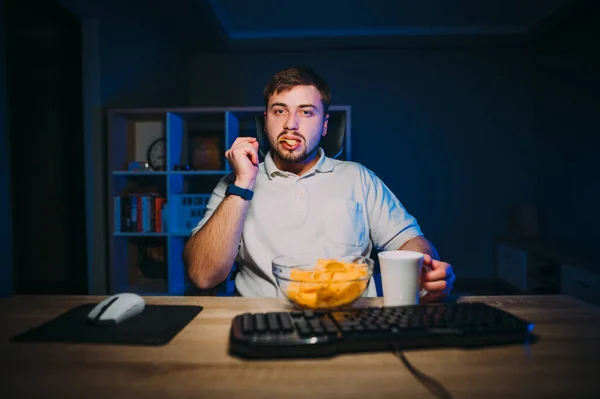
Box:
[147,138,166,171]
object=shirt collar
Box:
[264,147,335,179]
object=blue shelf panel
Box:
[167,237,185,295]
[166,112,183,174]
[112,171,227,176]
[112,171,168,176]
[169,231,193,237]
[168,170,229,175]
[112,232,193,237]
[113,232,170,237]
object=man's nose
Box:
[284,114,299,131]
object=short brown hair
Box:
[263,66,331,113]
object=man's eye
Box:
[302,110,313,116]
[274,109,285,115]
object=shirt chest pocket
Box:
[323,201,367,247]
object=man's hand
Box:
[421,254,455,302]
[225,137,260,189]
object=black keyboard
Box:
[228,302,535,359]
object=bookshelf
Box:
[107,106,352,296]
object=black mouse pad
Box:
[10,303,203,346]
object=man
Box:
[183,66,455,300]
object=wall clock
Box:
[147,137,166,171]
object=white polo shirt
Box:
[192,147,423,297]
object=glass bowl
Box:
[272,255,374,309]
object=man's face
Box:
[264,85,328,166]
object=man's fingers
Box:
[232,136,257,144]
[424,262,451,281]
[421,254,433,273]
[229,137,258,150]
[226,142,260,168]
[420,259,455,302]
[425,266,447,281]
[228,142,257,157]
[423,280,447,292]
[228,138,259,156]
[250,141,260,165]
[425,269,446,281]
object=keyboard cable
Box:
[391,341,454,399]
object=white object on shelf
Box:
[135,121,165,164]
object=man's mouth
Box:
[279,137,302,150]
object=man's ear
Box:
[322,114,329,137]
[263,111,267,132]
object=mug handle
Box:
[419,262,433,298]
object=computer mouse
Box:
[86,293,145,326]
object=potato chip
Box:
[286,258,370,309]
[324,262,346,272]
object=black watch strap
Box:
[225,183,254,200]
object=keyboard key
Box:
[279,313,294,332]
[267,313,280,332]
[312,325,325,335]
[295,320,309,331]
[297,326,312,337]
[242,313,254,333]
[304,310,315,319]
[321,319,339,335]
[377,323,391,331]
[308,319,321,329]
[341,325,353,333]
[254,314,267,332]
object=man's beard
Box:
[274,143,317,164]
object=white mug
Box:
[378,250,427,306]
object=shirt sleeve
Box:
[361,166,423,251]
[190,173,234,236]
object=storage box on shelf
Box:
[107,106,352,296]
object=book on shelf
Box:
[114,194,166,233]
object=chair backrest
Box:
[254,112,346,159]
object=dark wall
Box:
[5,0,86,293]
[0,0,12,297]
[190,47,538,279]
[534,4,600,259]
[98,14,190,108]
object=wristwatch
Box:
[225,183,254,201]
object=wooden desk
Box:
[1,295,599,399]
